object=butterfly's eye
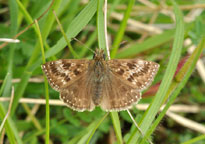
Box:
[103,54,106,60]
[93,53,96,59]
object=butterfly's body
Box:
[90,60,106,105]
[42,49,159,112]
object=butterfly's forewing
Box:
[42,59,95,111]
[108,59,159,91]
[100,72,141,111]
[41,59,89,91]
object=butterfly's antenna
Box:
[104,0,110,60]
[72,37,95,54]
[127,110,153,144]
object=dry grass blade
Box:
[1,98,204,113]
[166,111,205,134]
[0,38,20,43]
[111,12,162,34]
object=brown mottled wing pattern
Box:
[100,59,159,111]
[41,59,95,111]
[100,72,141,111]
[59,73,95,111]
[108,59,160,91]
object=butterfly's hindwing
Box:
[59,73,95,111]
[100,72,141,111]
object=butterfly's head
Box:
[93,49,106,61]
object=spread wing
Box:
[100,59,159,111]
[100,72,141,111]
[42,59,95,111]
[41,59,89,91]
[59,73,95,112]
[107,59,159,91]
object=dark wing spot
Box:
[116,69,125,75]
[127,63,135,69]
[133,73,138,77]
[141,65,150,73]
[60,73,66,77]
[64,76,70,82]
[127,78,133,82]
[74,69,80,75]
[138,72,143,76]
[55,72,61,76]
[76,64,81,68]
[130,75,134,80]
[51,67,58,73]
[62,62,71,69]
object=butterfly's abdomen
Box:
[92,61,105,105]
[92,80,103,105]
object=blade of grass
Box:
[181,134,205,144]
[116,22,193,58]
[35,20,50,144]
[110,112,123,144]
[0,74,15,144]
[16,0,36,32]
[111,0,135,58]
[45,0,97,58]
[0,75,22,144]
[127,1,184,143]
[140,37,205,143]
[0,87,14,132]
[11,0,62,115]
[53,10,79,58]
[97,0,106,50]
[2,0,18,100]
[27,0,98,71]
[86,113,109,144]
[23,119,67,143]
[0,0,23,143]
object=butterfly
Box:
[41,49,159,112]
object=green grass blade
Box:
[115,22,193,58]
[111,0,135,58]
[0,107,23,144]
[127,1,184,143]
[45,0,97,58]
[11,0,62,115]
[110,112,123,144]
[0,74,17,144]
[27,0,98,68]
[35,20,50,144]
[0,0,23,143]
[53,11,79,58]
[86,113,109,144]
[181,134,205,144]
[96,0,106,50]
[0,75,22,144]
[140,36,205,144]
